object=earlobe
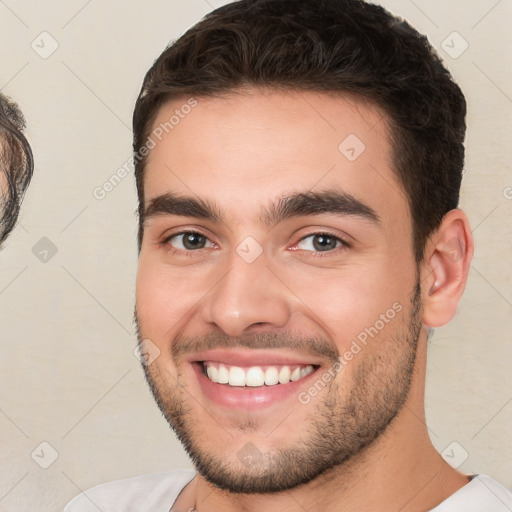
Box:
[421,209,474,328]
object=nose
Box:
[200,250,292,337]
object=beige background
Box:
[0,0,510,510]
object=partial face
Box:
[0,125,32,245]
[136,90,423,492]
[0,163,11,243]
[0,144,8,239]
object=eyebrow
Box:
[144,193,222,223]
[262,190,380,227]
[143,190,380,228]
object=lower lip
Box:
[192,362,319,410]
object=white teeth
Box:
[203,362,315,387]
[290,367,301,382]
[217,364,229,384]
[228,366,246,387]
[206,364,218,382]
[264,367,279,386]
[246,367,265,387]
[278,366,291,384]
[301,366,314,378]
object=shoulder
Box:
[433,474,512,511]
[62,469,196,512]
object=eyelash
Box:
[295,231,350,257]
[159,231,213,257]
[160,230,350,258]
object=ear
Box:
[421,209,474,328]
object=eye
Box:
[166,231,214,251]
[296,233,345,252]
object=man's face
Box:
[136,90,425,492]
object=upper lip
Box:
[187,349,324,367]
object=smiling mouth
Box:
[199,361,319,387]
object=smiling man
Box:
[0,93,33,246]
[64,0,512,511]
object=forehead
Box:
[142,89,408,228]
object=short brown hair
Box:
[133,0,466,262]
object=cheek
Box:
[281,263,406,347]
[136,257,185,338]
[135,254,212,339]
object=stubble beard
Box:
[137,279,422,494]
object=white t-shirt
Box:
[63,471,512,511]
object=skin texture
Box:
[136,89,473,512]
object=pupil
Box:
[313,235,336,251]
[184,233,205,250]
